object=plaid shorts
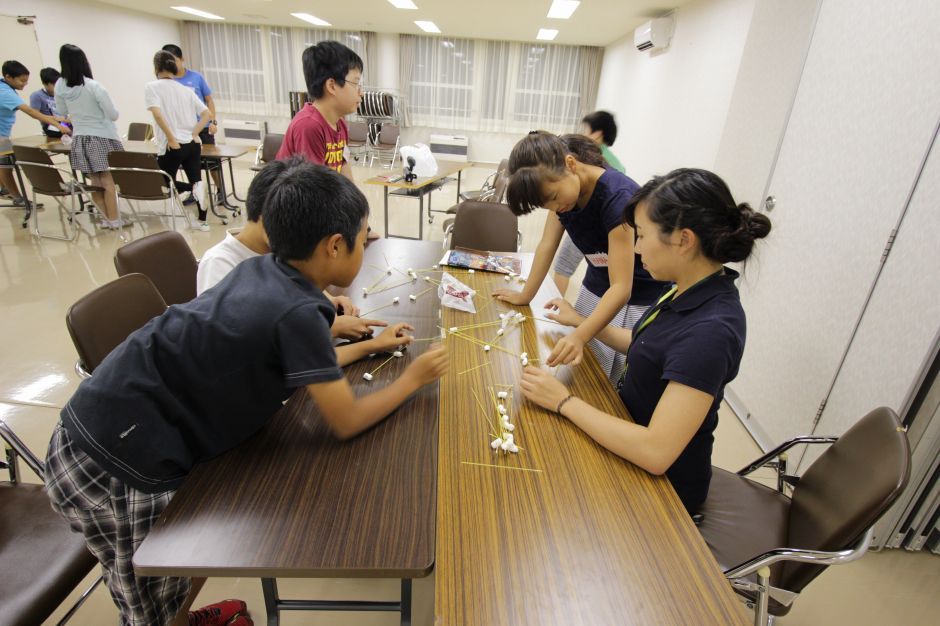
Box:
[69,135,124,174]
[574,285,648,383]
[44,423,191,626]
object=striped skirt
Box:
[573,285,649,383]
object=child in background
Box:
[0,60,70,207]
[553,111,626,297]
[145,50,211,231]
[521,169,771,514]
[54,45,123,228]
[493,131,667,381]
[29,67,63,137]
[44,160,448,626]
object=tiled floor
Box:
[2,155,936,625]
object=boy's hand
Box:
[191,132,202,144]
[492,288,531,305]
[168,138,181,150]
[333,295,359,317]
[404,343,449,386]
[332,315,387,340]
[372,322,415,352]
[543,298,583,327]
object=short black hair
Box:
[59,44,93,87]
[162,44,184,59]
[262,160,369,261]
[582,110,618,147]
[39,67,60,85]
[302,41,363,100]
[245,158,292,222]
[153,51,178,76]
[2,60,29,79]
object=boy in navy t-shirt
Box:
[43,161,448,625]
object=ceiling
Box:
[96,0,690,47]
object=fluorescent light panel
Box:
[291,12,332,27]
[388,0,418,8]
[414,20,441,33]
[170,6,224,20]
[547,0,580,19]
[536,28,559,41]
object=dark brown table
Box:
[134,239,445,626]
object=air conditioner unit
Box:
[219,119,266,146]
[429,134,469,162]
[634,17,673,52]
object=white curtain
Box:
[403,34,602,134]
[180,21,373,120]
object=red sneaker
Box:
[226,615,254,626]
[188,599,248,626]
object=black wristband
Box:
[556,394,575,414]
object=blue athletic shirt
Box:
[62,254,343,493]
[174,69,212,106]
[0,80,25,137]
[618,268,746,513]
[556,168,666,306]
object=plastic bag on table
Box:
[399,143,438,178]
[438,272,476,313]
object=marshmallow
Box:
[515,313,525,321]
[497,391,508,399]
[449,326,459,332]
[362,372,373,381]
[521,357,529,366]
[393,296,400,304]
[362,287,368,295]
[409,294,417,301]
[504,275,511,282]
[490,437,503,450]
[504,423,515,432]
[424,276,431,282]
[468,269,475,274]
[483,345,491,352]
[508,444,519,453]
[407,268,413,273]
[432,264,438,269]
[500,439,513,451]
[393,351,404,358]
[498,405,507,415]
[509,272,517,278]
[518,277,526,283]
[496,328,504,336]
[503,433,514,444]
[386,267,393,274]
[520,352,528,359]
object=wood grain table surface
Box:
[134,239,446,578]
[12,135,249,159]
[434,258,749,625]
[363,160,470,191]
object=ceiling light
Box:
[171,6,224,20]
[414,20,441,33]
[547,0,580,19]
[536,28,559,41]
[388,0,418,8]
[441,40,455,48]
[291,12,331,27]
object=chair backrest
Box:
[260,133,284,163]
[12,145,65,195]
[490,171,509,203]
[66,273,167,374]
[347,121,369,143]
[781,407,911,592]
[127,122,154,142]
[114,230,198,306]
[378,124,400,146]
[450,201,519,252]
[108,151,170,201]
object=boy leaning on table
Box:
[43,161,449,626]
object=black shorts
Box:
[198,126,216,145]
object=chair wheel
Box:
[221,218,228,225]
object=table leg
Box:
[384,186,390,238]
[419,193,424,240]
[215,158,240,211]
[227,158,246,202]
[12,158,32,228]
[400,579,412,626]
[456,170,462,201]
[261,578,280,626]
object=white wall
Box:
[595,0,755,183]
[2,0,180,136]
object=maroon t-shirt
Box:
[276,103,348,172]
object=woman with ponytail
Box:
[520,168,771,515]
[494,131,668,380]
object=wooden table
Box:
[435,260,750,625]
[13,135,246,220]
[134,239,446,626]
[364,160,470,240]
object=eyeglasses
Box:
[343,78,363,90]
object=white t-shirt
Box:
[196,229,260,295]
[144,78,208,155]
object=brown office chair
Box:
[114,230,198,306]
[12,145,104,240]
[66,272,167,377]
[126,122,154,142]
[249,133,284,172]
[697,407,911,625]
[444,201,520,252]
[458,159,509,203]
[0,419,102,625]
[107,151,193,230]
[370,124,400,169]
[346,121,370,163]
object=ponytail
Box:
[153,50,178,76]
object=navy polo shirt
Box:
[557,169,665,305]
[62,254,343,493]
[618,268,746,513]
